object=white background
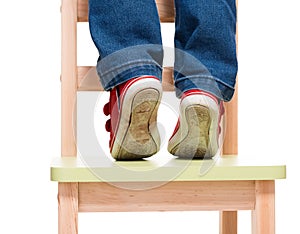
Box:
[0,0,299,233]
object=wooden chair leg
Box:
[220,211,238,234]
[58,182,78,234]
[252,180,275,234]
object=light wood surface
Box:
[222,82,238,155]
[220,211,238,234]
[252,180,275,234]
[220,84,238,233]
[77,0,175,22]
[60,0,79,233]
[51,156,286,182]
[61,0,77,157]
[58,182,78,234]
[78,181,255,212]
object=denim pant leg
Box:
[174,0,238,101]
[89,0,163,90]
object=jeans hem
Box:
[175,75,235,101]
[97,60,162,90]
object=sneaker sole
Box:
[169,104,213,159]
[111,79,162,160]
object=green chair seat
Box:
[51,155,286,182]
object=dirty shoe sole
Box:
[111,78,162,160]
[168,104,213,159]
[168,92,220,159]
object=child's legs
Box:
[89,0,163,90]
[174,0,238,101]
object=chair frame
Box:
[58,0,276,233]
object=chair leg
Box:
[219,211,238,234]
[58,182,78,234]
[252,180,275,234]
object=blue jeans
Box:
[89,0,237,101]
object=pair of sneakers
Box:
[103,76,224,160]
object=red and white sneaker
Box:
[168,89,225,159]
[103,76,162,160]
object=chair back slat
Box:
[77,0,175,22]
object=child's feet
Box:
[103,76,162,160]
[168,89,224,159]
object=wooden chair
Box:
[51,0,286,233]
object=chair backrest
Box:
[60,0,238,157]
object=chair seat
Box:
[51,155,286,182]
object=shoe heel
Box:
[116,88,161,160]
[170,104,212,159]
